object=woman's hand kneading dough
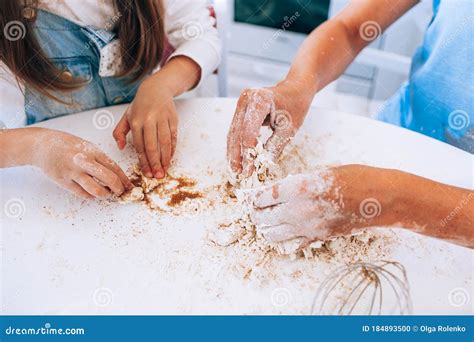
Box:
[227,80,314,179]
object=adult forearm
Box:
[397,172,474,248]
[334,166,474,248]
[283,18,361,97]
[282,0,418,97]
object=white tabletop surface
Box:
[1,98,472,315]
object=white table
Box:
[1,99,472,315]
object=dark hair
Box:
[0,0,165,99]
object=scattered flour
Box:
[116,131,394,285]
[206,132,394,282]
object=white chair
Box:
[213,0,230,97]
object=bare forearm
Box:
[396,172,474,248]
[283,0,418,96]
[283,19,360,97]
[0,127,46,168]
[334,166,474,248]
[147,56,201,97]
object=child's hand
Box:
[113,79,178,179]
[34,129,132,199]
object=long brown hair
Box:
[0,0,165,98]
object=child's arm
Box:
[113,0,221,179]
[0,127,132,199]
[113,56,201,179]
[227,0,419,177]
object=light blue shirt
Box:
[377,0,473,153]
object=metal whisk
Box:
[312,261,412,315]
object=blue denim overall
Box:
[25,9,141,124]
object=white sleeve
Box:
[162,0,222,88]
[0,63,26,128]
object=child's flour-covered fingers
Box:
[57,178,93,200]
[90,161,126,195]
[158,120,172,174]
[144,123,163,179]
[169,116,178,158]
[73,173,111,199]
[95,154,132,190]
[72,153,125,195]
[69,182,94,199]
[131,125,152,178]
[113,112,131,150]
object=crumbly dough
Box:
[231,141,281,189]
[119,186,144,202]
[216,139,307,256]
[221,139,337,257]
[208,222,245,247]
[118,165,160,203]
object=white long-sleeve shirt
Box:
[0,0,221,128]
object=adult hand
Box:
[243,165,390,248]
[34,129,132,199]
[227,79,313,178]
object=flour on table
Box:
[215,137,320,258]
[115,131,393,285]
[118,164,205,216]
[209,132,388,275]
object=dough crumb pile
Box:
[119,165,204,214]
[212,138,317,258]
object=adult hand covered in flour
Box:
[227,81,313,179]
[243,168,348,250]
[244,164,474,250]
[243,165,405,250]
[34,129,132,199]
